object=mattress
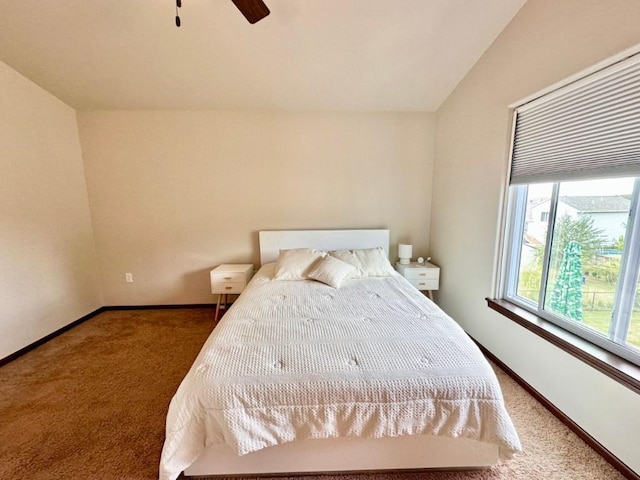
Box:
[159,264,521,480]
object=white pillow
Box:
[330,247,395,278]
[273,248,326,280]
[307,255,356,288]
[355,247,396,277]
[328,249,364,278]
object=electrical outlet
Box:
[125,273,133,283]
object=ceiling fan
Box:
[175,0,270,27]
[230,0,270,24]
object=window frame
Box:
[491,44,640,394]
[500,179,640,367]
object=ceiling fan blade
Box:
[230,0,270,24]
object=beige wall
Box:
[432,0,640,471]
[77,111,434,306]
[0,62,102,359]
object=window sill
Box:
[486,298,640,395]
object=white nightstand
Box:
[210,264,253,321]
[395,261,440,301]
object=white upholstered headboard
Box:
[259,229,390,265]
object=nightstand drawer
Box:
[210,271,247,283]
[403,268,439,280]
[211,282,245,294]
[408,278,439,291]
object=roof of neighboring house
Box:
[523,232,543,246]
[559,195,630,213]
[529,198,550,209]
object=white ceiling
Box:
[0,0,526,111]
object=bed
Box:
[159,229,521,480]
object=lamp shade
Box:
[398,244,412,264]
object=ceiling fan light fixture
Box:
[175,0,181,27]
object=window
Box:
[500,53,640,367]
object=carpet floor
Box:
[0,308,624,479]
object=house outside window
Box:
[500,53,640,367]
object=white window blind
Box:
[510,54,640,185]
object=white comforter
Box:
[159,265,521,480]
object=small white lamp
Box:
[398,244,413,265]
